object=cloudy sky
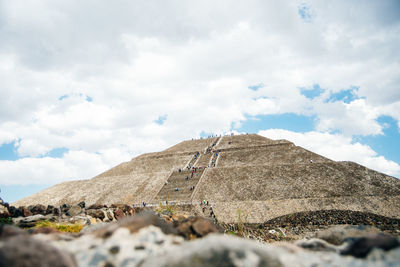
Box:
[1,0,399,203]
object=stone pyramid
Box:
[13,134,400,223]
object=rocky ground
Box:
[1,200,400,266]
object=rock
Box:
[104,209,115,222]
[315,225,381,245]
[18,206,33,217]
[29,227,61,235]
[141,234,286,267]
[80,222,108,234]
[296,238,341,252]
[171,214,187,222]
[141,234,400,267]
[0,224,27,239]
[192,217,221,237]
[47,225,183,267]
[175,216,221,239]
[61,203,71,213]
[94,212,177,238]
[114,208,125,220]
[341,234,400,258]
[111,204,131,213]
[77,201,86,208]
[46,205,55,215]
[30,204,47,215]
[20,219,400,267]
[0,204,10,218]
[7,206,21,218]
[128,207,136,216]
[66,215,91,226]
[0,231,76,267]
[88,204,106,209]
[53,207,61,216]
[162,215,173,223]
[13,214,46,228]
[86,209,105,220]
[89,217,97,225]
[67,205,83,217]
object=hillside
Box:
[13,134,400,223]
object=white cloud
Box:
[313,99,383,136]
[0,1,399,185]
[0,150,115,185]
[259,129,400,177]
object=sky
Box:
[1,0,400,203]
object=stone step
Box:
[194,154,212,167]
[156,169,204,201]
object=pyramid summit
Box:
[13,134,400,223]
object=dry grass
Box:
[35,220,84,233]
[236,209,248,236]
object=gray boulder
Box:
[86,209,106,220]
[340,234,400,258]
[30,204,47,215]
[0,204,9,218]
[18,206,33,217]
[67,205,83,217]
[296,238,342,252]
[8,206,21,218]
[315,225,381,245]
[140,234,400,267]
[13,214,46,228]
[141,234,284,267]
[0,225,76,267]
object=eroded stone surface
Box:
[0,233,76,267]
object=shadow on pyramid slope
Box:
[12,134,400,223]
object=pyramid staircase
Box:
[194,154,212,167]
[184,151,200,170]
[156,168,205,202]
[155,137,222,202]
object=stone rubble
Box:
[0,200,399,266]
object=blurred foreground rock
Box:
[0,225,76,267]
[1,211,399,267]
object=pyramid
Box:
[13,134,400,223]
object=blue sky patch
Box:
[298,3,313,22]
[154,114,168,125]
[248,83,264,91]
[59,94,93,102]
[59,95,69,101]
[237,113,316,133]
[326,87,360,103]
[200,131,218,138]
[300,84,325,99]
[0,141,19,161]
[0,184,53,203]
[355,116,400,165]
[43,147,69,158]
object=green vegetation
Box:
[236,209,248,236]
[156,195,177,216]
[35,220,84,233]
[0,217,12,225]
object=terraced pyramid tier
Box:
[13,134,400,223]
